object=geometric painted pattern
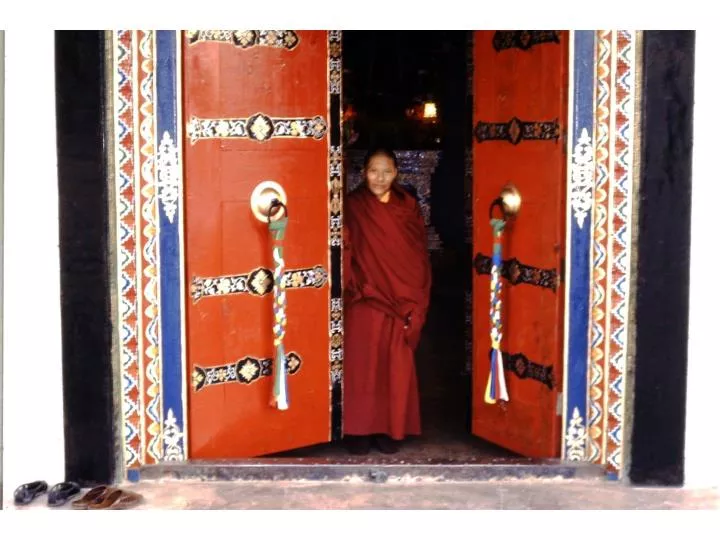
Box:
[605,30,636,476]
[137,30,163,466]
[114,30,167,473]
[115,30,141,471]
[589,30,612,467]
[589,30,638,477]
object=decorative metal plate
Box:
[190,265,328,302]
[474,253,559,292]
[192,352,302,392]
[186,113,328,144]
[493,349,556,390]
[186,30,300,50]
[492,31,561,52]
[475,117,560,145]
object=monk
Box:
[342,148,432,455]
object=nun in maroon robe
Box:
[342,148,431,454]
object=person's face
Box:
[365,155,398,200]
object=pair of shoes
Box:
[345,435,371,455]
[71,485,143,510]
[14,481,81,507]
[373,435,400,455]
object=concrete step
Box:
[138,457,606,483]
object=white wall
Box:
[1,31,66,507]
[684,29,720,489]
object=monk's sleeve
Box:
[342,225,356,301]
[406,205,432,350]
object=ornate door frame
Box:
[108,30,640,481]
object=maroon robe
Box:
[343,184,432,440]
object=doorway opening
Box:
[275,31,518,462]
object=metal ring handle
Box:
[267,199,288,223]
[489,197,507,220]
[250,180,288,223]
[489,184,522,220]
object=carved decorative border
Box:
[186,113,328,144]
[328,30,344,439]
[493,31,561,52]
[190,265,328,302]
[474,252,560,292]
[329,147,343,247]
[192,353,303,392]
[186,30,300,50]
[475,118,560,145]
[329,31,342,95]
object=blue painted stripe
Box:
[565,30,594,460]
[156,30,185,460]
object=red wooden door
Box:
[182,31,333,458]
[471,31,568,457]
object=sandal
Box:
[14,481,48,505]
[47,481,81,507]
[71,485,110,509]
[87,488,143,510]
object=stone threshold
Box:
[137,457,606,483]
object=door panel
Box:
[472,31,568,457]
[183,31,332,458]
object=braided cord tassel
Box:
[485,217,510,404]
[270,216,289,410]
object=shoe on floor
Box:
[345,435,371,455]
[87,488,143,510]
[71,485,110,509]
[14,480,48,505]
[47,481,81,507]
[373,434,401,454]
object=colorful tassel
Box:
[269,215,289,410]
[485,217,510,404]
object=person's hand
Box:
[404,312,422,350]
